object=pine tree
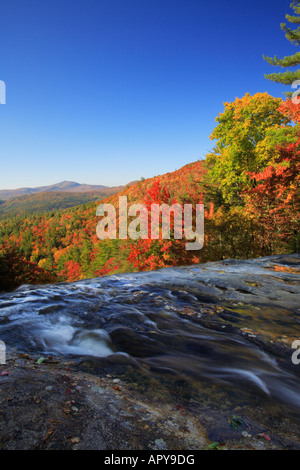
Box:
[264,1,300,91]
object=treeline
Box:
[0,190,116,219]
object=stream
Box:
[1,254,300,431]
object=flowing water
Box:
[1,255,300,427]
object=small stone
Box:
[70,437,80,443]
[45,386,53,391]
[112,379,120,384]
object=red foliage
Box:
[127,178,201,271]
[58,260,82,282]
[244,138,300,252]
[278,99,300,124]
[94,257,122,276]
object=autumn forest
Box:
[0,89,299,292]
[1,4,300,292]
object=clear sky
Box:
[0,0,296,189]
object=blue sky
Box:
[0,0,296,189]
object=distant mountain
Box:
[0,181,137,218]
[0,181,132,201]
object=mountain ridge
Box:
[0,180,137,201]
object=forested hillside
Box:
[0,191,106,218]
[0,188,127,219]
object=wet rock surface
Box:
[0,254,300,450]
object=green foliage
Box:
[204,442,222,450]
[264,1,300,91]
[207,92,292,203]
[228,415,243,430]
[0,245,56,292]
